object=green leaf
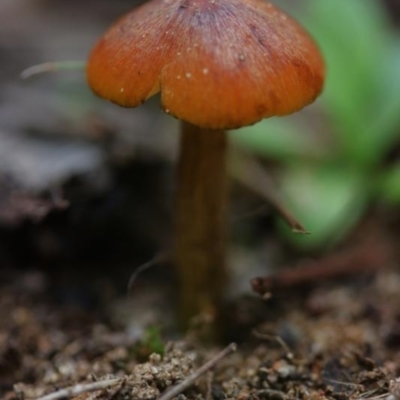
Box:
[379,165,400,204]
[302,0,389,165]
[230,116,327,161]
[142,326,165,356]
[278,165,368,249]
[366,37,400,161]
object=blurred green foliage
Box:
[132,326,165,361]
[230,0,400,249]
[141,326,165,355]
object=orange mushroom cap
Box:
[87,0,325,130]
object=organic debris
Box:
[3,264,400,400]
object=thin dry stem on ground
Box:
[158,343,237,400]
[34,379,123,400]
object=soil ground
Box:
[2,238,400,400]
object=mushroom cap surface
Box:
[87,0,325,129]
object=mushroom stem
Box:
[176,121,228,328]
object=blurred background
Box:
[1,0,400,332]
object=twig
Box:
[230,150,307,234]
[324,379,362,388]
[34,378,123,400]
[251,237,391,295]
[127,252,167,293]
[158,343,237,400]
[252,330,292,358]
[107,378,127,400]
[356,392,390,400]
[205,372,214,400]
[356,378,400,400]
[233,204,270,222]
[21,61,85,79]
[390,378,400,400]
[356,389,383,399]
[258,389,288,400]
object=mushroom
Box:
[86,0,325,329]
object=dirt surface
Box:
[2,252,400,400]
